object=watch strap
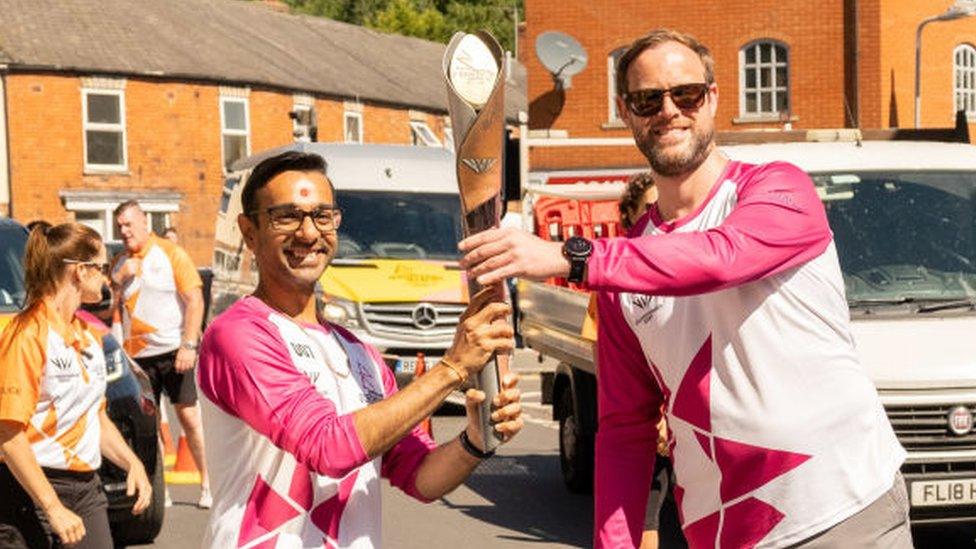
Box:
[459,429,495,459]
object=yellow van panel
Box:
[321,260,467,303]
[0,313,14,334]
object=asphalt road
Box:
[133,350,976,548]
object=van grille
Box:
[885,403,976,452]
[361,302,464,340]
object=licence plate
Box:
[910,479,976,507]
[394,356,440,374]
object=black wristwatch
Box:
[562,236,593,284]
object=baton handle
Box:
[475,354,503,452]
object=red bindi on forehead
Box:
[299,187,310,197]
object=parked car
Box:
[0,218,165,546]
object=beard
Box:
[636,122,715,177]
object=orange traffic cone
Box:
[159,404,176,467]
[414,353,433,437]
[165,435,202,485]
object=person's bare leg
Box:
[175,402,210,505]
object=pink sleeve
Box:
[587,162,832,295]
[594,291,663,548]
[197,316,368,479]
[369,345,437,503]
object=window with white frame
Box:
[608,47,627,122]
[344,111,363,144]
[409,120,441,147]
[221,97,250,171]
[955,44,976,118]
[739,40,790,118]
[61,191,180,245]
[292,104,312,142]
[83,89,127,171]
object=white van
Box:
[724,137,976,524]
[210,143,467,384]
[521,132,976,526]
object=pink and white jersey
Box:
[198,296,436,548]
[589,161,905,548]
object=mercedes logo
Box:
[948,406,974,436]
[411,303,438,330]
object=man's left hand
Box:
[459,228,570,286]
[463,372,523,449]
[174,347,196,373]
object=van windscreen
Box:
[335,191,463,261]
[814,170,976,308]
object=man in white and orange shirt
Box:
[111,200,211,508]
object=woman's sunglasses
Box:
[624,83,710,117]
[63,259,111,277]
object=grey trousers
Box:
[790,473,913,548]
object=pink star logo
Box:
[671,336,811,548]
[237,465,359,548]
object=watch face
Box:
[565,237,592,256]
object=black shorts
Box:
[0,465,112,549]
[136,349,198,405]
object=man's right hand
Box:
[443,292,514,381]
[45,503,86,546]
[112,257,141,286]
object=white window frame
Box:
[738,40,790,119]
[292,104,312,142]
[344,111,363,144]
[607,47,627,123]
[409,120,441,147]
[61,195,179,243]
[220,96,250,173]
[955,44,976,120]
[82,88,127,173]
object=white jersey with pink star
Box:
[589,161,905,548]
[197,296,435,548]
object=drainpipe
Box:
[0,69,10,217]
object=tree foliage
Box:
[283,0,522,53]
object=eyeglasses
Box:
[63,259,111,277]
[624,83,710,117]
[249,204,342,233]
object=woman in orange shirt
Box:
[0,223,151,548]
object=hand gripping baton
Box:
[443,31,509,453]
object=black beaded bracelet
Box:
[458,430,495,460]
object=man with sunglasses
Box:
[196,151,523,547]
[459,29,907,548]
[111,200,212,508]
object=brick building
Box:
[521,0,976,185]
[0,0,525,265]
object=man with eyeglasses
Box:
[195,151,523,547]
[111,200,212,508]
[459,29,908,548]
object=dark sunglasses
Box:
[248,203,342,233]
[63,259,111,277]
[624,83,710,117]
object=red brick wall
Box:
[5,74,445,265]
[524,0,976,173]
[876,0,976,131]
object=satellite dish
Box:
[535,31,588,89]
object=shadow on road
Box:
[441,454,592,547]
